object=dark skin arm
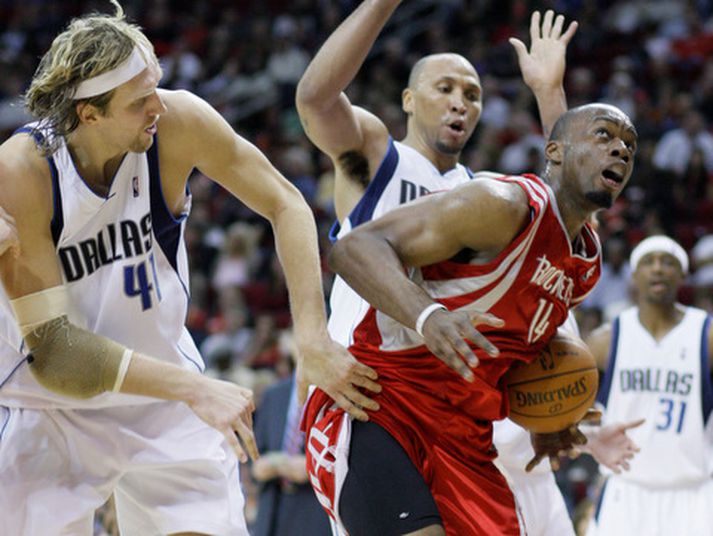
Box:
[329,178,530,379]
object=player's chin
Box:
[131,136,154,154]
[435,139,464,156]
[584,190,614,209]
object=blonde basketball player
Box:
[0,2,378,535]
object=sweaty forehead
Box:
[587,106,634,130]
[417,55,479,86]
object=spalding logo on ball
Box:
[503,332,598,434]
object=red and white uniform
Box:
[305,174,601,535]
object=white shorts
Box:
[0,401,248,536]
[495,462,575,536]
[587,477,713,536]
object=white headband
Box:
[630,235,689,274]
[72,46,148,100]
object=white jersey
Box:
[0,124,203,409]
[327,138,474,345]
[598,306,713,486]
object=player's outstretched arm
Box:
[510,10,578,137]
[160,90,381,421]
[329,179,530,379]
[295,0,394,162]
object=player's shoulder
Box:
[157,89,211,129]
[457,173,530,217]
[584,321,614,370]
[155,89,229,163]
[0,131,52,195]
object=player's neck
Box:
[401,135,459,174]
[637,302,684,341]
[66,128,126,196]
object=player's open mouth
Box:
[601,168,624,188]
[145,124,157,135]
[446,120,465,135]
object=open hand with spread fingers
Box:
[296,336,381,422]
[420,307,504,382]
[509,9,578,94]
[581,418,645,473]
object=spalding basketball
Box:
[503,332,598,434]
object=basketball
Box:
[503,332,599,434]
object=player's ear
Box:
[402,88,414,115]
[76,102,101,125]
[545,140,563,165]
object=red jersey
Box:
[304,174,601,534]
[306,174,601,463]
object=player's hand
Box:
[421,308,503,381]
[187,377,257,463]
[0,205,20,258]
[526,409,601,472]
[296,336,381,422]
[283,454,310,484]
[509,10,578,93]
[581,418,644,474]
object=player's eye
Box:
[438,85,451,93]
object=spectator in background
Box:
[212,221,261,291]
[497,109,545,175]
[653,109,713,178]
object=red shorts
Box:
[304,392,522,535]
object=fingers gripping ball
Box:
[503,333,598,433]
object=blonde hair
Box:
[23,1,158,153]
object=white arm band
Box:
[415,303,447,337]
[10,285,70,336]
[112,349,134,392]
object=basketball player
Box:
[585,235,713,535]
[298,3,637,534]
[0,3,377,535]
[304,102,638,535]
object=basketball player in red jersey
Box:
[304,103,637,535]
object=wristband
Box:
[111,349,134,392]
[415,303,447,336]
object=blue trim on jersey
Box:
[178,343,204,373]
[465,166,475,178]
[147,134,188,274]
[48,156,63,245]
[593,479,608,522]
[346,137,399,228]
[0,356,31,392]
[700,315,713,423]
[328,220,341,244]
[13,126,64,245]
[596,317,620,408]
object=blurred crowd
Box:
[2,0,712,533]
